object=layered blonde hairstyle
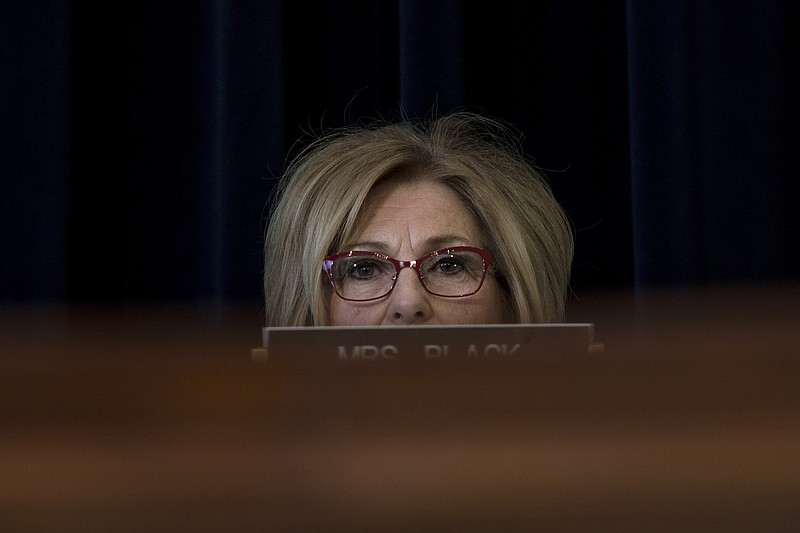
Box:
[263,112,573,326]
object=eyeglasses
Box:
[322,246,493,302]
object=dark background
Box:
[2,1,798,306]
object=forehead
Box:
[345,179,482,250]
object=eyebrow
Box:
[343,234,473,255]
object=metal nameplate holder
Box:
[254,323,600,365]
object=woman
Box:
[263,112,573,326]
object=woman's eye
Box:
[347,260,386,279]
[350,262,373,278]
[433,257,465,274]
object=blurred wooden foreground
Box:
[2,283,800,532]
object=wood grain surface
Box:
[2,284,799,531]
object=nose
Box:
[382,267,432,325]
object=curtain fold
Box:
[627,0,703,285]
[398,0,465,116]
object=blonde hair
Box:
[263,112,573,326]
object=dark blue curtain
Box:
[2,0,798,304]
[628,1,799,285]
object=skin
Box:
[329,179,506,325]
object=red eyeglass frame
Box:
[321,246,494,301]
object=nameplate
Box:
[259,323,596,364]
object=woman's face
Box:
[328,179,507,326]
